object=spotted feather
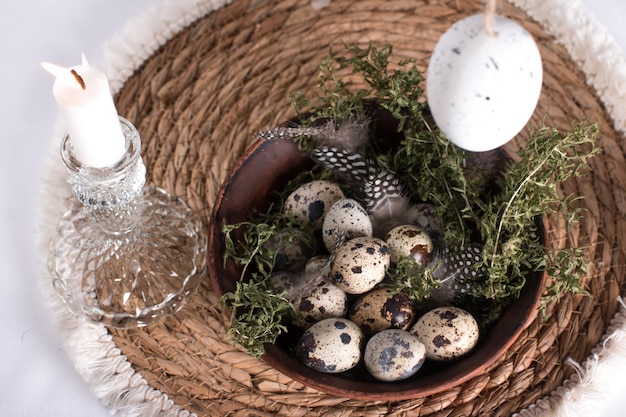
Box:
[428,244,486,303]
[363,170,404,212]
[310,146,374,181]
[256,116,369,152]
[256,126,320,142]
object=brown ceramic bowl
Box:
[208,108,547,401]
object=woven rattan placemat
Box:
[41,0,626,415]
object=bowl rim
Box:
[208,124,548,402]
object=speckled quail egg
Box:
[269,270,294,295]
[348,288,416,335]
[294,280,348,329]
[426,13,543,152]
[410,306,479,361]
[295,318,364,373]
[384,224,434,265]
[284,180,345,230]
[262,228,316,272]
[322,198,373,252]
[330,236,391,294]
[364,329,427,382]
[304,255,329,274]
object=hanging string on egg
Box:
[484,0,498,37]
[426,0,543,152]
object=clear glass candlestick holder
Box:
[48,117,206,328]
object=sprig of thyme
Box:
[384,256,441,302]
[222,43,600,356]
[477,122,600,298]
[220,174,320,355]
[292,42,478,243]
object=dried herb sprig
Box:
[221,174,320,355]
[222,276,293,357]
[478,122,600,299]
[385,256,441,302]
[221,218,300,357]
[223,219,276,279]
[222,43,600,356]
[389,127,476,244]
[291,43,599,301]
[292,43,477,243]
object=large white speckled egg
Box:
[330,236,391,294]
[384,224,434,265]
[364,329,426,382]
[284,180,345,230]
[295,318,364,373]
[410,306,479,361]
[322,198,373,252]
[426,13,543,152]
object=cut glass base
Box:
[49,186,206,328]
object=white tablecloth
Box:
[1,1,624,416]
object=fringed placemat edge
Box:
[36,1,626,416]
[509,0,626,136]
[515,298,626,417]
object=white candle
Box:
[42,55,126,168]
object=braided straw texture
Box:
[97,0,624,415]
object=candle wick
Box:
[71,69,87,90]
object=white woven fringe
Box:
[38,0,626,416]
[514,298,626,417]
[509,0,626,136]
